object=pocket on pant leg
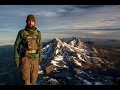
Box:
[30,60,39,85]
[21,57,31,82]
[32,60,39,77]
[20,57,30,70]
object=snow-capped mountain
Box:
[0,38,120,85]
[37,37,120,85]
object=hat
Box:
[26,14,36,23]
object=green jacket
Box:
[14,27,42,63]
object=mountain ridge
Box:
[0,37,120,85]
[37,37,120,85]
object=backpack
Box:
[23,29,40,51]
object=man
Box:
[14,14,42,85]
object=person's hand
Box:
[15,60,19,68]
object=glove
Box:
[15,60,19,67]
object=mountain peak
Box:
[41,38,114,72]
[38,37,120,85]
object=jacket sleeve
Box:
[14,30,23,62]
[38,30,43,62]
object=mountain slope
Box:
[0,38,120,85]
[37,37,120,85]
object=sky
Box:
[0,5,120,46]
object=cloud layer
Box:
[0,5,120,45]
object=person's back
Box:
[14,14,42,85]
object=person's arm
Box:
[14,30,23,67]
[38,30,43,63]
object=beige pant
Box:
[20,57,39,85]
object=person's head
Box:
[26,14,36,28]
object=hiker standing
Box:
[14,14,42,85]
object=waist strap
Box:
[26,50,36,53]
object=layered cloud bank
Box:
[0,5,120,45]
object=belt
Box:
[27,50,36,53]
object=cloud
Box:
[35,5,120,30]
[21,11,58,18]
[34,11,58,17]
[2,5,120,30]
[86,31,114,35]
[71,5,104,9]
[1,5,120,45]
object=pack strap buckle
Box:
[27,50,36,53]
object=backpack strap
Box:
[34,29,39,36]
[34,30,40,41]
[23,30,29,37]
